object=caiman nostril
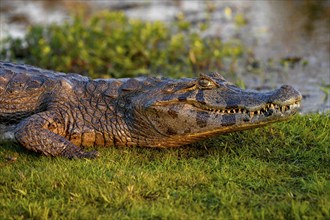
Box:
[280,85,294,90]
[268,84,302,104]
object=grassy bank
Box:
[1,113,329,219]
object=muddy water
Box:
[0,0,329,113]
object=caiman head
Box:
[120,72,302,147]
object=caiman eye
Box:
[198,78,216,89]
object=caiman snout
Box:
[269,85,302,104]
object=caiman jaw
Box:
[192,100,301,119]
[139,76,302,147]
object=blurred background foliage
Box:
[0,11,244,79]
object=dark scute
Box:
[26,78,45,90]
[166,127,177,135]
[196,90,206,104]
[121,79,142,91]
[168,108,178,119]
[86,81,97,94]
[196,111,210,128]
[178,93,189,101]
[103,80,122,98]
[208,72,225,80]
[225,98,240,109]
[221,114,236,126]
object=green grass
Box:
[0,113,329,219]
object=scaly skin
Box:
[0,61,302,158]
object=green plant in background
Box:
[234,13,248,27]
[319,81,330,103]
[0,11,245,79]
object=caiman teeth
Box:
[197,101,301,117]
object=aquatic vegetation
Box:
[0,11,245,79]
[319,81,330,103]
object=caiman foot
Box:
[15,112,100,159]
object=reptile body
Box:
[0,61,302,158]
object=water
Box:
[0,0,329,113]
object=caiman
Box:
[0,61,302,158]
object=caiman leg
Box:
[14,111,99,158]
